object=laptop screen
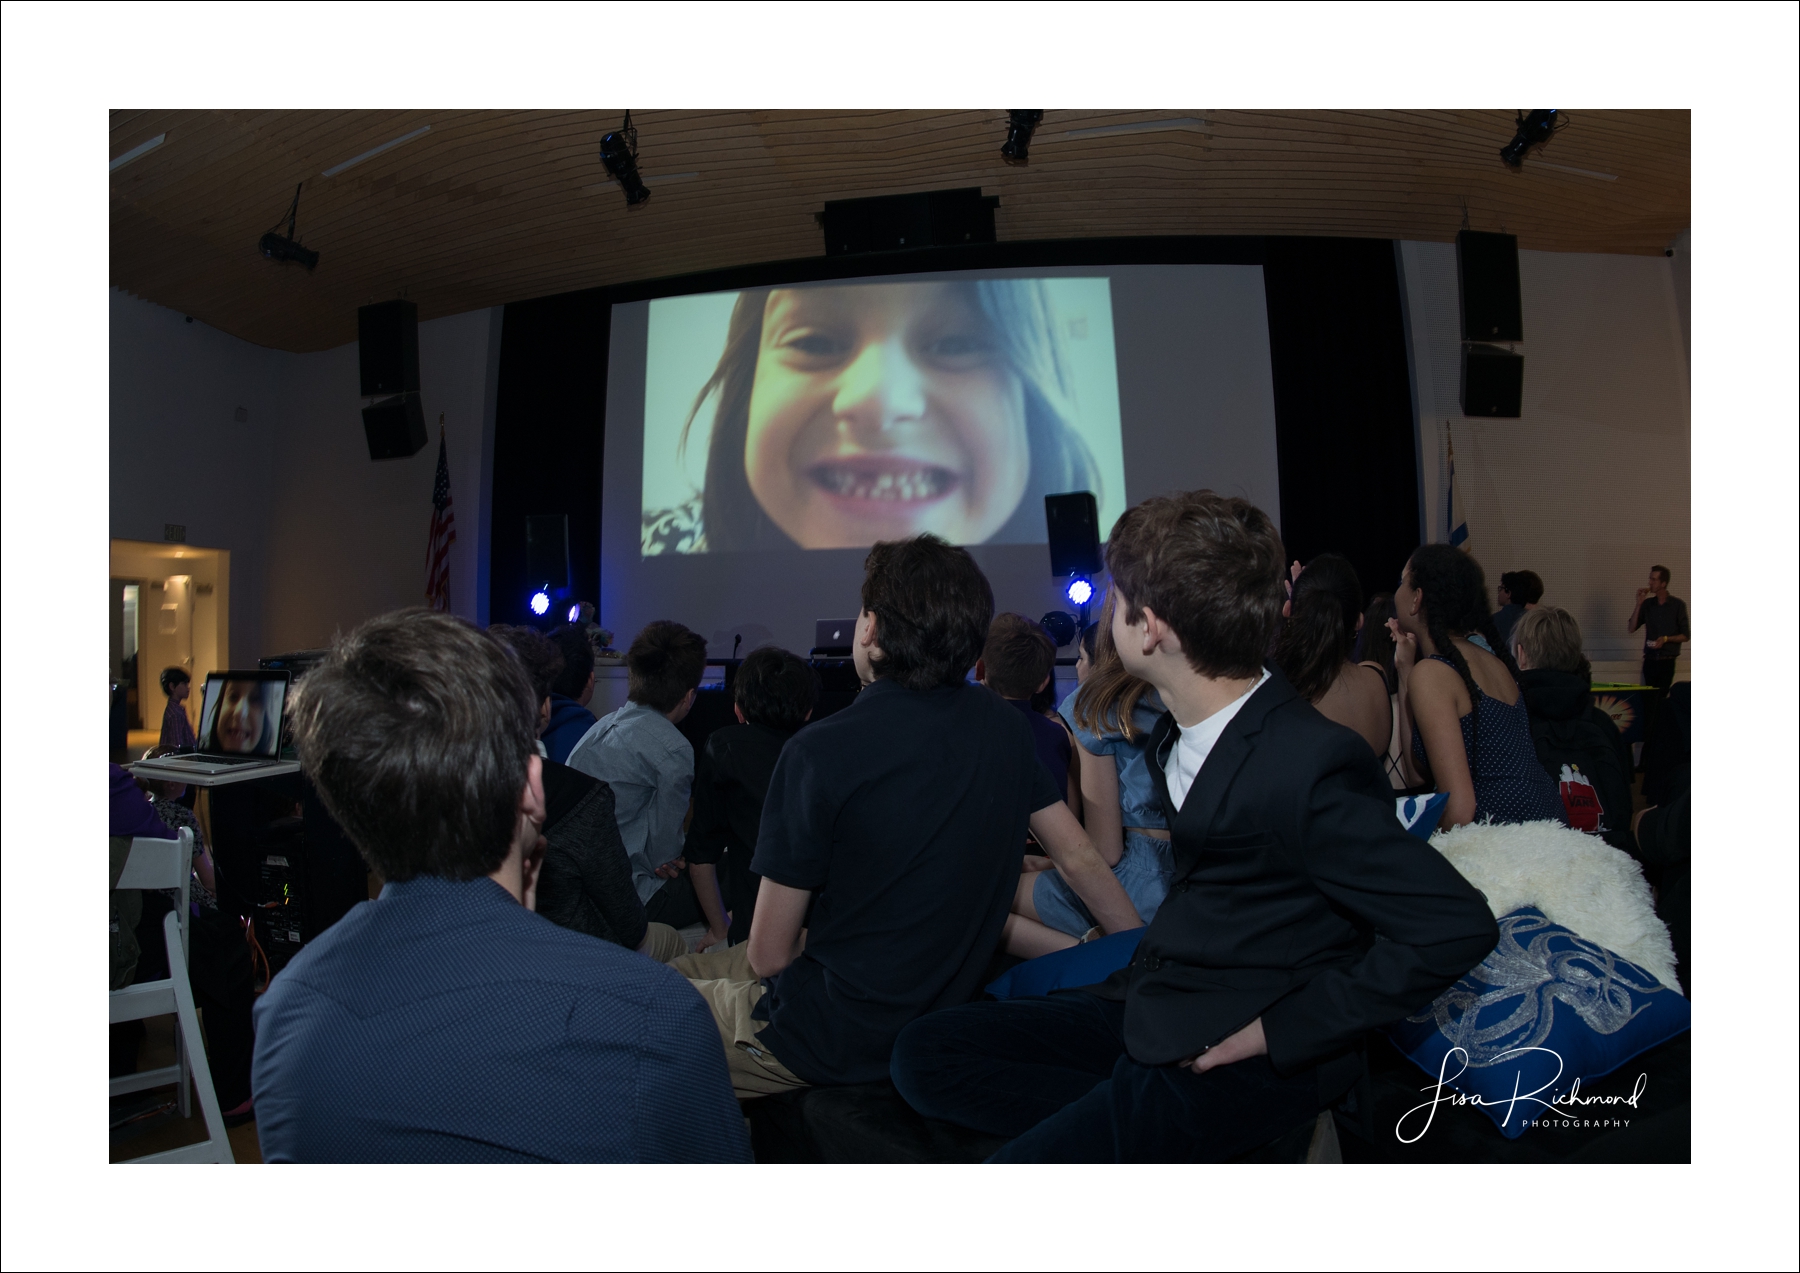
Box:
[196,672,290,758]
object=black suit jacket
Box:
[535,760,648,952]
[1101,667,1497,1079]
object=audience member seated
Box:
[1640,679,1690,808]
[672,535,1140,1101]
[684,645,817,949]
[891,491,1498,1162]
[157,666,197,752]
[1355,592,1412,790]
[1390,544,1566,828]
[1272,553,1391,757]
[1073,620,1099,682]
[109,762,255,1122]
[977,613,1077,813]
[1511,605,1637,851]
[566,620,710,932]
[1019,591,1170,957]
[1634,791,1690,994]
[488,624,685,964]
[251,609,748,1162]
[541,622,599,764]
[1491,569,1544,648]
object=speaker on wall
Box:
[1044,491,1103,577]
[525,514,571,590]
[820,187,1000,256]
[361,393,428,459]
[358,300,421,397]
[1461,343,1524,418]
[1455,230,1523,343]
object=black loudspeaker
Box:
[361,393,428,459]
[1044,491,1103,577]
[820,187,1000,256]
[1456,230,1523,342]
[1461,343,1524,417]
[526,514,571,589]
[358,300,421,397]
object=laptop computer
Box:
[813,618,858,656]
[138,670,293,776]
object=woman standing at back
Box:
[1389,543,1566,829]
[1271,554,1391,758]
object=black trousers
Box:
[1641,658,1677,691]
[890,993,1320,1162]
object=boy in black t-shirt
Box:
[681,646,817,950]
[673,535,1142,1098]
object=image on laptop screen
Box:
[195,672,289,757]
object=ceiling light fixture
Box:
[110,133,167,172]
[322,124,432,178]
[599,111,651,207]
[1000,110,1044,165]
[1499,110,1564,168]
[259,183,319,271]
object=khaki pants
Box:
[673,943,809,1100]
[639,921,689,965]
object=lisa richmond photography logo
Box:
[1396,1045,1649,1143]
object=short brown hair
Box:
[627,620,708,712]
[1513,605,1590,680]
[1104,491,1285,679]
[982,613,1056,699]
[487,624,565,706]
[290,609,537,882]
[860,535,994,690]
[1651,565,1671,585]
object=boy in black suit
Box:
[891,491,1498,1161]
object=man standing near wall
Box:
[1628,565,1688,691]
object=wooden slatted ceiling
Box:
[109,109,1689,353]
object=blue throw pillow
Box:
[987,928,1146,1000]
[1396,791,1450,839]
[1384,907,1690,1140]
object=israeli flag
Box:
[1446,423,1469,550]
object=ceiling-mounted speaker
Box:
[362,393,428,459]
[1456,230,1523,342]
[358,299,420,397]
[1461,343,1524,418]
[819,187,1000,256]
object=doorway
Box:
[110,540,230,757]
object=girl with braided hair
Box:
[1388,543,1566,830]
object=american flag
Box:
[425,418,456,610]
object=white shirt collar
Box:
[1163,668,1271,813]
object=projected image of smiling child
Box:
[641,278,1120,554]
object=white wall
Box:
[1397,242,1691,681]
[109,289,502,661]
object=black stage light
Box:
[1040,610,1078,649]
[1499,110,1563,168]
[1001,109,1044,165]
[600,110,651,207]
[258,183,319,271]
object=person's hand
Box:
[653,857,687,880]
[1022,854,1056,873]
[1388,618,1418,676]
[1636,587,1651,602]
[1185,1017,1267,1074]
[1651,636,1665,649]
[521,834,548,912]
[699,924,730,953]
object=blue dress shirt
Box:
[565,701,695,905]
[251,874,750,1162]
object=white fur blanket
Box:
[1428,820,1683,996]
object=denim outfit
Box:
[1036,687,1173,935]
[565,701,694,906]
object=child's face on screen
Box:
[743,284,1029,548]
[215,681,265,752]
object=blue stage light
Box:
[529,589,551,617]
[1066,577,1094,606]
[567,602,582,623]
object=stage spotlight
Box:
[600,111,651,207]
[1499,110,1563,168]
[529,589,551,617]
[1040,611,1078,648]
[1066,577,1094,607]
[566,602,582,623]
[258,183,319,271]
[1000,110,1044,165]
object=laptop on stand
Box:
[136,670,293,777]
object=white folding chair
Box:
[110,829,235,1163]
